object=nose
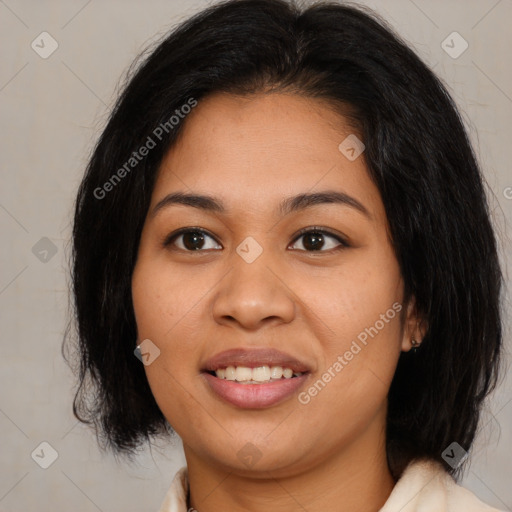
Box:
[211,250,296,331]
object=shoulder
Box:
[379,458,505,512]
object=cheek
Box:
[132,259,203,432]
[131,259,190,384]
[293,246,403,348]
[293,249,403,410]
[131,251,214,393]
[132,254,199,341]
[295,307,402,453]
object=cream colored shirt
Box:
[157,459,506,512]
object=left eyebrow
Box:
[150,190,371,219]
[278,190,371,219]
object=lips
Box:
[200,347,311,409]
[201,347,311,373]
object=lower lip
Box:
[202,372,309,409]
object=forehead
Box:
[152,92,383,221]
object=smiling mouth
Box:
[201,348,312,406]
[202,367,310,409]
[204,365,307,384]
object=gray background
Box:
[0,0,511,510]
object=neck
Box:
[184,411,395,512]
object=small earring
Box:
[411,337,421,352]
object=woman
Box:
[67,0,506,510]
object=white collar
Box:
[157,458,504,512]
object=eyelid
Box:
[162,226,220,248]
[162,226,350,251]
[289,226,350,249]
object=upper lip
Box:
[202,348,311,373]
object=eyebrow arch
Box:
[150,190,371,219]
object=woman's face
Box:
[131,92,415,477]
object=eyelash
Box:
[162,226,350,253]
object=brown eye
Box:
[164,228,222,251]
[289,228,348,252]
[163,227,348,253]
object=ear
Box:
[401,296,427,352]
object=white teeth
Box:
[252,366,271,382]
[270,366,283,379]
[283,368,293,379]
[235,366,252,381]
[225,366,236,380]
[213,365,304,382]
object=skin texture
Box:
[131,92,423,512]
